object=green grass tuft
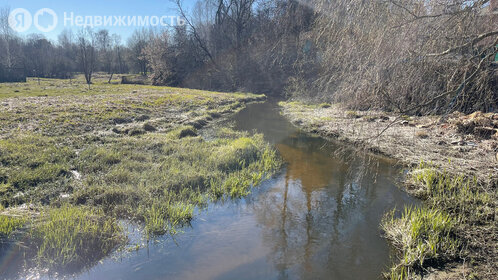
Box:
[0,215,26,237]
[382,206,460,278]
[410,161,493,223]
[383,160,495,279]
[30,205,124,271]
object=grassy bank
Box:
[382,162,495,279]
[279,101,497,279]
[0,76,280,275]
[0,76,264,138]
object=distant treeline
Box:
[0,25,139,82]
[1,0,497,113]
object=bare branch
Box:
[426,30,498,57]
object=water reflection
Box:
[230,100,415,279]
[247,142,406,279]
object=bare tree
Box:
[0,7,28,82]
[0,7,12,69]
[144,30,173,85]
[113,34,126,75]
[96,29,119,83]
[127,28,152,75]
[77,28,97,87]
[58,29,77,80]
[96,30,112,74]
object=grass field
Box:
[0,75,280,275]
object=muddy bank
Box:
[279,102,497,189]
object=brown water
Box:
[16,101,417,280]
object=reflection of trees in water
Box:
[250,133,396,279]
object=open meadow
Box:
[0,75,280,275]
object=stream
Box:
[22,100,417,280]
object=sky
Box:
[0,0,197,42]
